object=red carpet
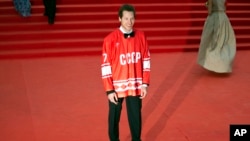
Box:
[1,51,250,141]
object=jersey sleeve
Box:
[142,33,150,85]
[101,38,115,94]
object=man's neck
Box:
[119,26,133,34]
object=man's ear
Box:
[119,17,121,22]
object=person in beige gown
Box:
[197,0,236,73]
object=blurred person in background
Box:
[13,0,31,17]
[197,0,236,73]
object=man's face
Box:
[119,10,135,32]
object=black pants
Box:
[108,96,142,141]
[43,0,56,24]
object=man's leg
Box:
[126,96,142,141]
[108,98,123,141]
[43,0,56,24]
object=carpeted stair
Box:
[0,0,250,58]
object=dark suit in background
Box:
[43,0,56,24]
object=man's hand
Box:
[140,86,148,99]
[108,92,118,105]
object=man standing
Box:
[101,4,150,141]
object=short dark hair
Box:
[118,4,136,18]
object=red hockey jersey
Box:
[101,28,150,98]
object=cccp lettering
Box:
[120,52,141,65]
